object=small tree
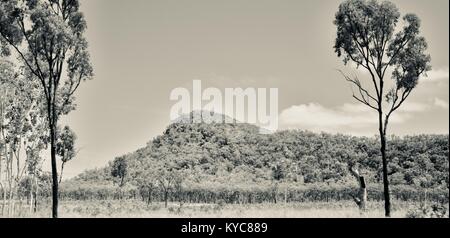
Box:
[333,0,431,217]
[56,125,77,184]
[111,156,128,188]
[271,163,285,181]
[155,167,176,208]
[136,166,157,205]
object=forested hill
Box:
[68,118,449,194]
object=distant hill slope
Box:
[70,113,449,191]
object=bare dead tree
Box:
[349,165,367,212]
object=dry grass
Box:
[3,199,422,218]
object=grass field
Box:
[5,199,430,218]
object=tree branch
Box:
[338,70,379,111]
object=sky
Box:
[55,0,449,178]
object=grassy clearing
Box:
[4,199,426,218]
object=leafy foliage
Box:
[1,0,93,217]
[406,203,449,218]
[62,121,449,204]
[111,156,127,187]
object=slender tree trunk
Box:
[29,176,34,215]
[51,134,58,218]
[8,181,13,217]
[34,190,38,213]
[7,151,13,217]
[358,176,367,211]
[284,187,287,205]
[147,190,151,205]
[34,175,38,213]
[48,102,58,218]
[164,191,168,208]
[147,185,153,205]
[0,183,4,216]
[379,111,391,217]
[59,162,66,184]
[0,96,4,217]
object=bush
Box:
[406,203,449,218]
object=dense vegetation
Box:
[60,118,449,207]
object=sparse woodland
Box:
[1,119,448,217]
[59,121,449,217]
[0,0,448,218]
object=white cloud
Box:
[279,103,375,128]
[338,103,372,113]
[421,67,449,83]
[280,103,394,135]
[434,98,449,110]
[278,101,435,135]
[398,101,430,113]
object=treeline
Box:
[61,119,449,206]
[59,181,448,205]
